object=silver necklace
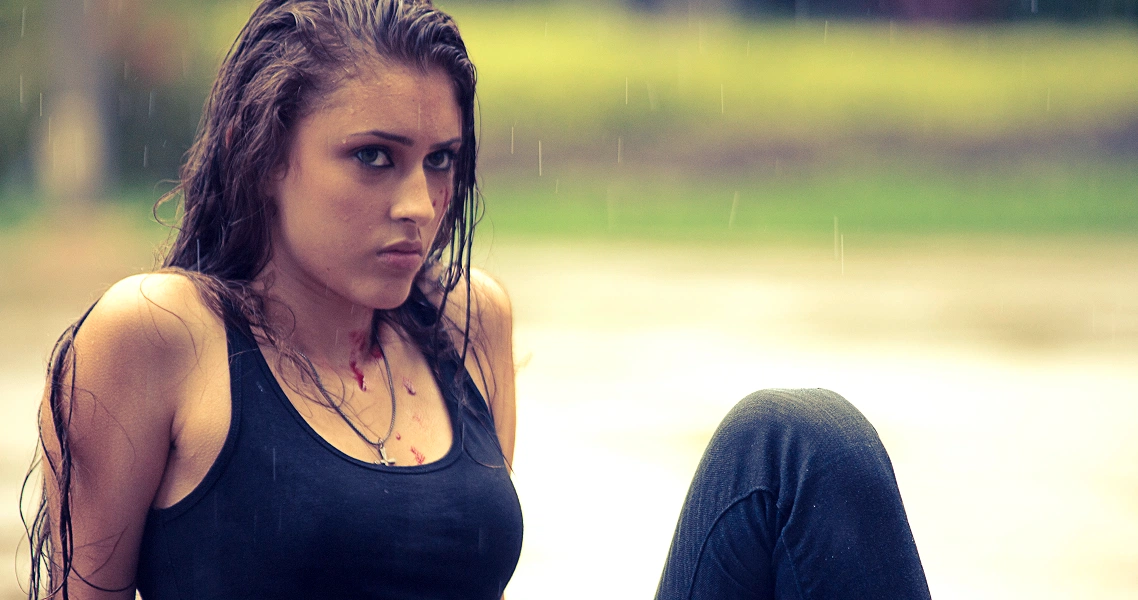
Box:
[298,345,399,466]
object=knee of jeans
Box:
[713,388,884,461]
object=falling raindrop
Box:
[729,191,739,229]
[625,77,629,105]
[510,126,514,154]
[1046,88,1051,112]
[824,21,829,44]
[538,140,543,176]
[1031,0,1038,13]
[889,20,895,45]
[840,234,845,275]
[617,137,622,164]
[143,145,149,168]
[746,40,750,56]
[39,92,43,117]
[833,216,839,259]
[18,74,24,107]
[21,6,27,38]
[720,84,724,115]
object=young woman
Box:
[26,1,931,599]
[29,1,519,598]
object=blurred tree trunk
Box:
[38,0,110,207]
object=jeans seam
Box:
[683,486,778,600]
[774,530,809,600]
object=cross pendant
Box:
[377,444,395,466]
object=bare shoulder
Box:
[438,267,513,344]
[468,267,513,333]
[69,271,225,405]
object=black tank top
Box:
[136,315,523,599]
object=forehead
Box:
[305,60,462,139]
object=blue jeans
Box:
[656,389,931,600]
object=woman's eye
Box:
[355,147,392,168]
[425,150,455,172]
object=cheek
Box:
[435,186,451,211]
[428,185,452,234]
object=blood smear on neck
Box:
[348,330,367,351]
[410,446,426,465]
[349,360,366,391]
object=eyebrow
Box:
[353,130,462,149]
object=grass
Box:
[478,156,1138,241]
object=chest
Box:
[138,344,524,600]
[157,336,458,508]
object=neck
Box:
[255,265,385,368]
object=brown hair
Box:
[24,1,483,597]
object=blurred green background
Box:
[3,3,1138,599]
[1,0,1136,241]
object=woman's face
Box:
[267,61,461,310]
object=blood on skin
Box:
[394,432,401,441]
[410,446,426,465]
[347,330,367,351]
[349,360,366,391]
[402,376,417,395]
[438,187,451,211]
[346,329,373,391]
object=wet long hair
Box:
[23,1,487,598]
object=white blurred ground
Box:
[2,229,1136,599]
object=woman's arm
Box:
[39,273,212,598]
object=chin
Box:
[362,280,416,311]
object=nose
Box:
[390,168,436,226]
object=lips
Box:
[376,239,424,271]
[378,240,424,255]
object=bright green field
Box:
[476,157,1138,242]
